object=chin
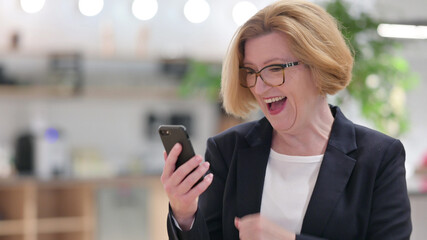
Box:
[266,111,297,132]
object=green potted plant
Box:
[326,0,418,136]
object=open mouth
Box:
[265,96,287,115]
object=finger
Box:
[234,217,240,229]
[160,151,169,184]
[170,155,203,185]
[240,213,259,222]
[236,216,254,240]
[178,161,210,193]
[162,143,182,178]
[186,173,214,199]
[237,214,258,230]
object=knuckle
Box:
[189,157,201,168]
[188,171,204,185]
[167,154,176,163]
[200,162,210,173]
[163,183,173,193]
[160,173,167,182]
[196,182,208,193]
[178,159,198,174]
[175,166,188,177]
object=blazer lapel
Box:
[233,106,357,236]
[236,118,272,217]
[301,106,357,235]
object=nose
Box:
[252,75,271,95]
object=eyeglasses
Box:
[239,61,301,88]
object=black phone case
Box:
[158,125,196,169]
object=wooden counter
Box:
[0,176,168,240]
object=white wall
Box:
[0,93,218,177]
[0,0,276,60]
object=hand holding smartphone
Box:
[158,125,204,186]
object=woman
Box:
[161,0,412,239]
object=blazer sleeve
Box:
[166,137,228,239]
[296,139,411,240]
[366,139,412,239]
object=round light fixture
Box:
[132,0,158,21]
[184,0,210,24]
[232,1,257,26]
[20,0,45,14]
[79,0,104,17]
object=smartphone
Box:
[158,125,203,187]
[158,125,196,169]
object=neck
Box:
[271,102,334,156]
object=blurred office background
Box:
[0,0,426,239]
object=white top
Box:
[260,148,323,234]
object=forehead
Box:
[243,31,295,66]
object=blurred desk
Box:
[0,176,168,240]
[3,175,424,240]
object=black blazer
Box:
[167,106,412,240]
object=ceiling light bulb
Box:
[132,0,158,21]
[79,0,104,17]
[20,0,45,14]
[232,1,257,26]
[184,0,210,24]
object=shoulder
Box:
[353,124,405,178]
[354,123,397,144]
[330,105,402,153]
[353,123,403,153]
[329,105,405,171]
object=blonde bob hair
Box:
[221,0,353,118]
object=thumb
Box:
[163,151,167,161]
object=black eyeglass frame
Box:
[239,61,301,88]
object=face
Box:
[243,31,323,133]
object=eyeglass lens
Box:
[239,65,285,87]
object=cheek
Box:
[249,88,255,96]
[250,89,262,101]
[288,71,317,97]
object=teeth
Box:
[264,96,285,104]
